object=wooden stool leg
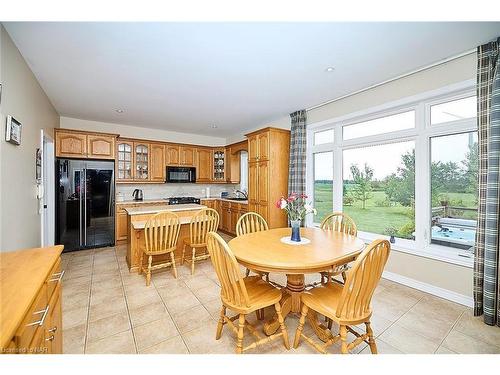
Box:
[170,252,177,279]
[146,255,152,286]
[245,268,250,277]
[366,321,377,354]
[327,318,333,330]
[181,243,186,265]
[275,303,290,349]
[341,271,347,283]
[293,304,309,348]
[191,248,196,275]
[340,325,348,354]
[216,305,226,340]
[236,314,245,354]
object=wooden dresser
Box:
[0,246,64,354]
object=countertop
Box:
[117,197,248,205]
[124,203,207,215]
[0,245,64,349]
[132,216,193,229]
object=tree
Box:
[384,149,415,207]
[350,163,373,209]
[462,141,479,200]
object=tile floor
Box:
[60,233,500,354]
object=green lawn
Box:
[313,182,477,239]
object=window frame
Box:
[307,79,477,268]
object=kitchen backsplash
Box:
[116,183,241,200]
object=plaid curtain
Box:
[474,37,500,327]
[288,110,307,198]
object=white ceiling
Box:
[4,22,500,137]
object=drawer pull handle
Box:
[45,335,55,342]
[26,305,50,327]
[49,270,65,283]
[48,327,57,333]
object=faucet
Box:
[235,189,248,199]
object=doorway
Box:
[41,130,55,247]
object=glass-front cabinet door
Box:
[213,148,225,181]
[135,143,149,180]
[117,141,133,181]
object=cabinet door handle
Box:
[26,305,50,327]
[45,335,55,342]
[48,327,57,333]
[49,270,65,283]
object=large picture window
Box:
[343,141,415,239]
[307,84,477,266]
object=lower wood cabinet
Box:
[218,201,248,235]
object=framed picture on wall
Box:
[36,148,42,181]
[5,115,22,145]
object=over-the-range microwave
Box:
[165,166,196,183]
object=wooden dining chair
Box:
[206,232,290,354]
[139,211,181,286]
[235,212,270,281]
[181,208,219,275]
[319,212,358,284]
[293,239,390,354]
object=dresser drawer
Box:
[46,258,63,301]
[14,284,48,350]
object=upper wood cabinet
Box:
[166,145,180,165]
[180,146,196,166]
[87,135,115,159]
[150,143,166,182]
[196,148,212,182]
[213,148,225,182]
[134,143,150,180]
[117,140,134,181]
[248,131,269,162]
[55,129,117,160]
[55,130,87,158]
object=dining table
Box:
[229,227,365,342]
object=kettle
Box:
[132,189,143,201]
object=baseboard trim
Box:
[382,271,473,308]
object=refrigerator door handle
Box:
[79,167,83,247]
[84,167,87,247]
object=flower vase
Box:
[290,219,301,242]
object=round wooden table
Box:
[229,227,365,339]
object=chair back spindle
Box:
[206,232,250,309]
[235,212,269,237]
[320,212,357,236]
[190,208,220,245]
[336,239,390,320]
[144,212,181,254]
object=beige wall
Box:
[0,25,60,251]
[61,117,227,146]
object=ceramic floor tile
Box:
[359,338,403,354]
[133,316,179,351]
[453,309,500,347]
[90,286,124,306]
[62,290,90,312]
[171,304,213,334]
[192,283,221,304]
[129,301,170,328]
[88,294,128,322]
[139,335,189,354]
[63,306,89,330]
[86,329,136,354]
[181,319,236,354]
[435,345,457,354]
[371,289,420,322]
[62,323,87,354]
[442,329,500,354]
[64,266,93,280]
[396,308,456,343]
[126,288,162,309]
[183,274,215,291]
[87,312,131,343]
[379,323,440,354]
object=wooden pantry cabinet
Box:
[55,129,116,159]
[1,246,64,354]
[246,127,290,229]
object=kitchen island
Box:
[125,203,207,272]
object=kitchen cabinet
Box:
[134,143,150,180]
[196,148,213,182]
[180,146,196,166]
[116,207,129,242]
[226,141,248,183]
[55,129,117,159]
[1,246,64,354]
[201,199,216,210]
[213,148,226,182]
[166,145,180,165]
[150,143,166,182]
[245,127,290,229]
[218,201,248,235]
[117,140,134,181]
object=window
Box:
[343,110,415,140]
[431,96,476,125]
[313,152,333,222]
[307,83,477,266]
[430,132,478,250]
[314,129,334,145]
[343,141,415,239]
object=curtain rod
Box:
[306,48,476,112]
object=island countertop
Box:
[124,203,207,215]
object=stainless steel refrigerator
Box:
[56,159,115,252]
